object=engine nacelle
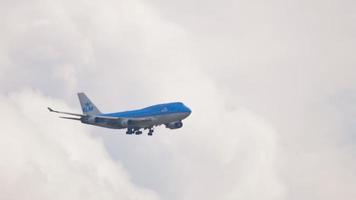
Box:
[165,121,183,129]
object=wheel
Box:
[135,131,142,135]
[126,128,134,135]
[148,128,154,135]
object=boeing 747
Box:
[48,93,192,136]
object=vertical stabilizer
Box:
[77,92,102,115]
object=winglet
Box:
[48,107,54,112]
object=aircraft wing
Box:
[94,115,154,127]
[127,118,154,126]
[48,107,84,117]
[48,107,154,127]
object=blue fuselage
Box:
[102,102,191,118]
[85,102,192,129]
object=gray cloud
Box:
[0,0,355,199]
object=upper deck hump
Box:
[101,102,183,118]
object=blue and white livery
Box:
[48,93,192,136]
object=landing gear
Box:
[148,128,154,136]
[126,128,141,135]
[126,128,154,136]
[126,128,134,135]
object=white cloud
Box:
[0,90,158,200]
[1,0,356,199]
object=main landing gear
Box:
[126,128,142,135]
[126,127,154,136]
[147,128,154,136]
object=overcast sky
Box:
[0,0,355,199]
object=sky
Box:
[0,0,355,199]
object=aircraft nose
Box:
[185,105,192,114]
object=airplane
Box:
[48,93,192,136]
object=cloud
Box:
[1,0,356,199]
[0,90,158,200]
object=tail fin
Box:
[77,92,102,115]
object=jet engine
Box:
[165,121,183,129]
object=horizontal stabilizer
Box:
[59,116,81,121]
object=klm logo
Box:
[161,107,168,113]
[83,102,94,113]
